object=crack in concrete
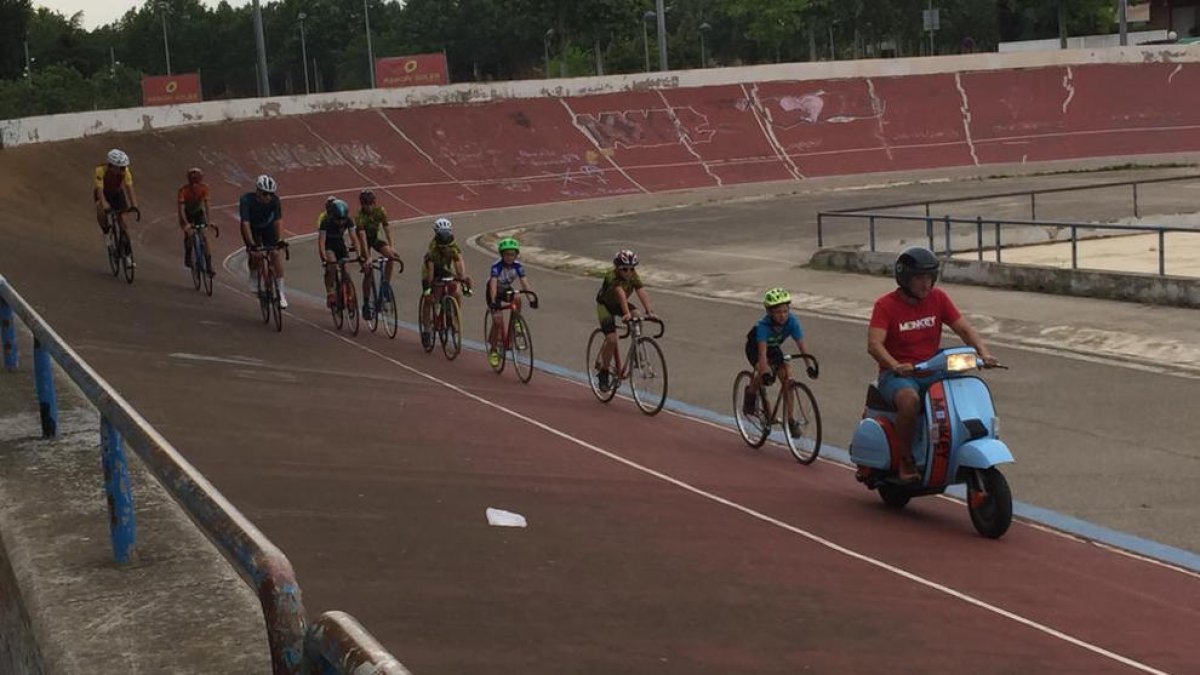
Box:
[955,73,980,166]
[742,83,805,180]
[655,90,723,187]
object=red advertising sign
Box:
[141,74,202,106]
[375,53,449,88]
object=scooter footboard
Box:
[955,438,1013,470]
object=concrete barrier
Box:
[809,247,1200,308]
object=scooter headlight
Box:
[945,352,978,372]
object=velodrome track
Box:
[2,53,1200,673]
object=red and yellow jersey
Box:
[94,164,133,194]
[177,183,209,212]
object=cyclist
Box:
[742,288,810,438]
[485,237,533,368]
[420,217,472,347]
[318,196,362,308]
[177,167,213,274]
[355,189,401,318]
[593,249,657,392]
[93,149,139,263]
[867,246,998,482]
[239,174,288,309]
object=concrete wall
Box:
[810,248,1200,308]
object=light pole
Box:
[1118,0,1128,46]
[543,28,554,79]
[655,0,668,71]
[298,12,310,94]
[642,11,655,72]
[23,41,31,79]
[699,22,711,68]
[252,0,269,96]
[109,46,118,77]
[363,0,376,88]
[158,1,172,75]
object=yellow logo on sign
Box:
[404,60,418,74]
[166,80,178,93]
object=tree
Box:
[727,0,809,63]
[0,0,32,80]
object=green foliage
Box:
[0,0,1140,119]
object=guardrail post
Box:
[943,215,952,257]
[1030,193,1036,220]
[100,415,137,564]
[994,222,1002,263]
[1,298,16,371]
[925,216,934,250]
[1158,230,1165,275]
[868,216,876,252]
[816,213,824,248]
[1133,183,1140,218]
[975,216,983,261]
[33,338,57,438]
[1070,226,1078,270]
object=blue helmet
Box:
[325,196,349,219]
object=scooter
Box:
[849,346,1014,539]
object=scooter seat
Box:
[865,385,896,413]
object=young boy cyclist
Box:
[593,249,657,392]
[743,287,810,438]
[486,237,533,368]
[178,167,213,273]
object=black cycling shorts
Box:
[745,340,784,369]
[250,224,279,247]
[324,239,349,261]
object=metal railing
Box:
[815,211,1197,276]
[0,276,408,675]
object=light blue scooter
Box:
[849,346,1014,539]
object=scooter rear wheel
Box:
[878,484,912,509]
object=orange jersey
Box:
[93,164,132,194]
[178,183,209,212]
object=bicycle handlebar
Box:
[781,353,819,380]
[249,240,289,260]
[108,206,140,222]
[619,316,664,339]
[369,254,404,275]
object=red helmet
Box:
[613,249,639,267]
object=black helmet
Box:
[894,246,940,292]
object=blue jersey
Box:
[749,313,803,347]
[239,192,282,229]
[490,260,526,288]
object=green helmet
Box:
[763,287,792,308]
[497,237,520,253]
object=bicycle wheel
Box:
[258,272,270,323]
[585,329,618,403]
[191,236,203,290]
[732,371,770,448]
[343,275,360,336]
[380,283,398,339]
[441,296,462,360]
[511,315,533,383]
[198,238,214,296]
[629,337,668,416]
[330,275,345,330]
[121,233,135,284]
[269,276,283,332]
[484,309,505,373]
[417,295,435,353]
[364,276,379,333]
[784,381,822,464]
[106,230,120,277]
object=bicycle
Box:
[362,254,404,339]
[104,207,140,284]
[417,276,470,360]
[324,256,362,336]
[732,353,823,464]
[249,241,289,332]
[188,222,219,296]
[585,316,668,416]
[482,289,539,383]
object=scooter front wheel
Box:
[967,467,1012,539]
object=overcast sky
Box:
[34,0,253,30]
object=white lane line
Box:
[270,301,1175,675]
[559,98,650,194]
[655,89,723,187]
[170,353,265,367]
[374,109,480,196]
[296,117,425,216]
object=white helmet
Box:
[106,148,130,167]
[255,174,277,194]
[433,217,452,235]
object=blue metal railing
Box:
[0,276,408,675]
[815,212,1196,276]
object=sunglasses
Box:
[617,266,635,272]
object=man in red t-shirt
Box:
[867,247,997,482]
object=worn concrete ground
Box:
[0,326,270,674]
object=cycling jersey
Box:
[356,206,388,243]
[747,313,804,347]
[178,183,209,221]
[595,268,643,312]
[490,260,526,288]
[426,238,461,272]
[239,192,282,230]
[317,212,356,242]
[94,164,132,196]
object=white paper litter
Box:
[486,508,527,528]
